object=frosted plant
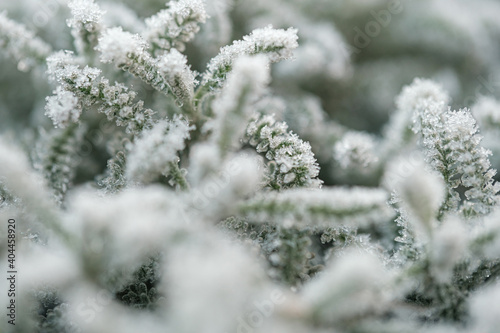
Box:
[142,0,207,56]
[126,115,193,187]
[239,187,394,228]
[67,0,104,59]
[156,49,197,108]
[205,55,270,156]
[46,51,154,134]
[4,1,500,333]
[0,140,69,244]
[334,131,379,171]
[383,79,450,154]
[33,124,86,206]
[278,95,346,167]
[234,0,352,82]
[245,113,322,190]
[97,27,149,67]
[44,87,82,128]
[383,155,446,238]
[398,79,500,217]
[302,250,394,324]
[97,27,197,115]
[198,25,298,96]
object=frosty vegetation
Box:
[1,0,500,332]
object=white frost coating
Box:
[47,51,102,86]
[157,48,193,79]
[398,78,500,217]
[334,131,378,169]
[430,218,467,283]
[165,232,267,333]
[202,25,298,89]
[396,78,450,116]
[470,284,500,333]
[97,27,196,108]
[126,116,194,183]
[67,0,104,56]
[188,151,264,219]
[383,155,445,235]
[67,187,190,280]
[379,79,449,159]
[208,55,270,154]
[46,51,153,134]
[245,113,321,189]
[97,27,149,66]
[0,140,52,210]
[143,0,207,54]
[157,49,197,101]
[303,250,393,323]
[437,109,498,216]
[240,187,393,227]
[67,0,104,30]
[45,87,82,128]
[187,142,222,186]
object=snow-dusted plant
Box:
[2,1,500,333]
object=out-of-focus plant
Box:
[2,1,500,333]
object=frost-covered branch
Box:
[197,25,298,98]
[98,141,128,194]
[205,55,270,157]
[244,113,322,189]
[46,51,154,134]
[238,187,394,228]
[142,0,207,56]
[398,79,500,218]
[97,27,197,116]
[67,0,104,59]
[33,124,86,205]
[0,140,72,244]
